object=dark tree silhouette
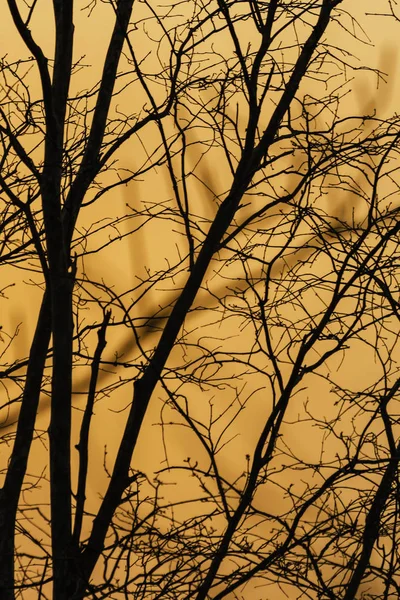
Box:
[1,1,400,598]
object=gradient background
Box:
[1,2,399,597]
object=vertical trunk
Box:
[41,2,75,596]
[0,293,51,599]
[48,269,76,599]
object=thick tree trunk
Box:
[49,270,76,599]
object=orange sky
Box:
[1,3,400,597]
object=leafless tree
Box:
[1,1,400,598]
